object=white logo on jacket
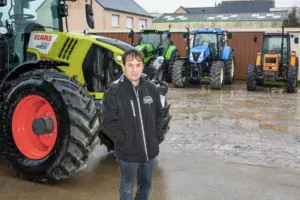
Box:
[143,96,153,104]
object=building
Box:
[174,0,275,14]
[152,0,287,30]
[37,0,153,32]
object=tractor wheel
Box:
[286,66,297,93]
[166,50,179,83]
[224,52,236,84]
[172,59,187,88]
[210,60,225,90]
[246,64,257,91]
[0,69,100,182]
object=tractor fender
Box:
[221,46,232,60]
[0,60,69,93]
[164,46,177,61]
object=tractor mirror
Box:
[128,29,134,38]
[85,4,94,29]
[227,32,232,39]
[294,37,299,44]
[254,35,257,43]
[58,4,68,17]
[0,0,7,7]
[183,32,188,38]
[167,32,171,38]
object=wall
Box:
[103,10,152,30]
[174,7,188,14]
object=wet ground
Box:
[1,83,300,199]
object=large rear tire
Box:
[286,66,297,93]
[210,60,225,90]
[172,59,187,88]
[224,52,236,84]
[246,64,257,91]
[0,69,100,182]
[165,50,179,83]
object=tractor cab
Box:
[137,29,172,58]
[186,28,232,64]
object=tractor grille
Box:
[265,57,277,63]
[192,53,200,61]
[58,37,78,60]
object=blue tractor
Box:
[172,28,235,89]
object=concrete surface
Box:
[1,83,300,200]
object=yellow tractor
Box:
[0,0,171,182]
[247,27,299,92]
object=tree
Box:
[283,7,300,27]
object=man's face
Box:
[123,55,143,85]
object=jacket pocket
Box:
[130,100,136,117]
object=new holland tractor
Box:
[172,27,235,89]
[128,28,180,83]
[0,0,171,182]
[246,27,299,93]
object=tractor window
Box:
[195,33,218,56]
[262,36,288,64]
[161,33,169,49]
[0,0,60,65]
[140,33,160,47]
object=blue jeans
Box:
[116,158,156,200]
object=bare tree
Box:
[283,6,300,27]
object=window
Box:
[112,14,119,27]
[126,17,133,29]
[139,19,147,29]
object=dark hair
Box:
[122,49,144,65]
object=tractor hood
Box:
[189,46,210,63]
[135,44,155,63]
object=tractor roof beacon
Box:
[246,26,299,93]
[0,0,137,182]
[128,27,180,83]
[171,27,235,89]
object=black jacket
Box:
[101,75,164,162]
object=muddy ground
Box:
[1,83,300,199]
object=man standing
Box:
[101,49,165,200]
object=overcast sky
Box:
[134,0,300,13]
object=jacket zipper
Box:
[133,86,148,161]
[130,100,136,117]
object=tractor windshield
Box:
[194,33,218,56]
[140,33,161,47]
[262,36,288,64]
[0,0,59,65]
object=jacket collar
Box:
[122,74,144,89]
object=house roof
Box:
[96,0,152,18]
[180,1,275,14]
[153,11,288,23]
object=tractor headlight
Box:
[189,52,194,62]
[116,54,122,62]
[198,52,204,62]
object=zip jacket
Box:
[101,75,164,162]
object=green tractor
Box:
[128,28,180,83]
[0,0,171,182]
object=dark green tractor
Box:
[128,29,180,83]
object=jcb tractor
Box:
[247,27,299,92]
[0,0,171,182]
[128,28,180,83]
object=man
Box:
[101,49,165,200]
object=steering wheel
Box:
[10,14,35,20]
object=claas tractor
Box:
[0,0,171,182]
[247,26,299,92]
[172,27,235,89]
[128,27,180,83]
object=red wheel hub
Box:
[12,95,58,159]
